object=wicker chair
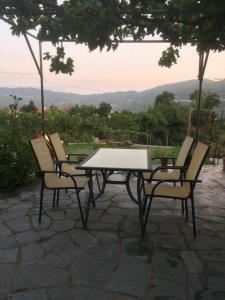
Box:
[48,132,87,176]
[143,136,194,181]
[49,133,101,192]
[139,141,210,237]
[30,137,93,227]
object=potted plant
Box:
[153,147,175,168]
[34,131,43,138]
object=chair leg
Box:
[137,172,153,236]
[76,189,86,228]
[89,177,95,208]
[52,189,56,208]
[137,195,145,236]
[181,200,184,215]
[185,199,189,220]
[84,183,93,227]
[142,196,153,236]
[190,195,197,238]
[39,182,44,223]
[95,171,101,192]
[56,189,60,206]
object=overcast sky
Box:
[1,19,225,94]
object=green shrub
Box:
[0,109,36,192]
[152,146,177,158]
[0,137,35,192]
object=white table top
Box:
[78,148,152,171]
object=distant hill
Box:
[1,79,225,112]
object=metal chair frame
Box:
[48,132,101,192]
[138,142,210,237]
[30,138,93,228]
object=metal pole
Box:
[195,50,209,142]
[39,40,45,134]
[24,34,45,134]
[24,34,41,74]
[187,106,193,136]
[196,61,203,142]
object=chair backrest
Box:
[175,136,194,166]
[44,134,55,154]
[49,132,67,161]
[185,142,210,182]
[30,137,55,172]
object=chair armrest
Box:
[57,159,80,165]
[148,165,185,181]
[66,153,88,160]
[150,178,202,184]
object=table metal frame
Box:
[77,148,153,236]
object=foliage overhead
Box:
[1,0,225,73]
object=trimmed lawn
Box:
[64,143,179,164]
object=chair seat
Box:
[143,169,180,181]
[45,173,90,189]
[144,182,190,198]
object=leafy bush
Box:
[0,108,36,192]
[0,136,35,191]
[153,146,177,158]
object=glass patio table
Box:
[77,148,152,204]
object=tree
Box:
[202,93,221,111]
[154,91,175,107]
[190,90,200,108]
[202,92,221,136]
[8,94,22,114]
[20,100,37,113]
[189,90,221,140]
[97,102,112,118]
[68,104,96,118]
[152,92,187,144]
[138,109,167,145]
[109,110,138,132]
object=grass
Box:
[64,143,97,155]
[64,143,180,163]
[64,143,214,165]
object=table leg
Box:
[85,170,95,207]
[137,172,145,236]
[94,170,107,200]
[126,171,138,204]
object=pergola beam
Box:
[47,39,169,43]
[24,33,41,75]
[195,49,210,142]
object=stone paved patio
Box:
[1,165,225,299]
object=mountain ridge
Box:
[1,79,225,112]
